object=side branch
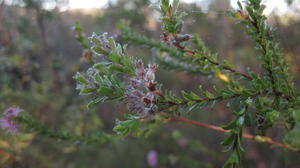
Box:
[178,46,253,80]
[165,114,298,152]
[120,28,253,80]
[160,91,264,112]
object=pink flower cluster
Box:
[0,107,23,133]
[147,150,158,167]
[126,59,158,116]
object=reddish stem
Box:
[162,113,298,152]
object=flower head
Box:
[125,59,159,116]
[0,107,23,134]
[132,59,158,91]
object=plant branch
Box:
[176,45,254,80]
[243,12,293,101]
[120,27,253,80]
[162,113,299,152]
[159,91,266,113]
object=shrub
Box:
[2,0,300,167]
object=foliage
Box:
[1,0,300,167]
[73,0,300,167]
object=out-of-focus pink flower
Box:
[147,150,158,167]
[178,137,189,148]
[0,107,23,134]
[5,107,22,117]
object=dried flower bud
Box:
[148,82,157,92]
[176,34,192,43]
[144,92,154,104]
[145,64,158,82]
[135,59,145,79]
[80,50,94,63]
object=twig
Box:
[173,38,253,80]
[161,113,298,152]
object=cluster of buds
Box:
[0,107,23,134]
[160,32,192,51]
[74,68,100,94]
[90,32,113,56]
[126,59,158,116]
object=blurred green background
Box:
[1,0,300,167]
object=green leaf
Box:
[234,108,246,116]
[181,91,190,100]
[108,37,116,50]
[172,0,180,11]
[237,135,245,152]
[99,87,114,95]
[189,92,201,100]
[161,0,170,13]
[222,118,238,130]
[237,1,243,10]
[93,62,110,70]
[204,91,215,99]
[87,97,108,108]
[108,52,121,63]
[91,46,107,55]
[109,65,125,73]
[74,72,89,85]
[258,5,266,15]
[95,73,102,84]
[246,6,255,18]
[113,118,141,137]
[221,133,235,146]
[223,152,239,168]
[80,88,97,95]
[245,112,252,127]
